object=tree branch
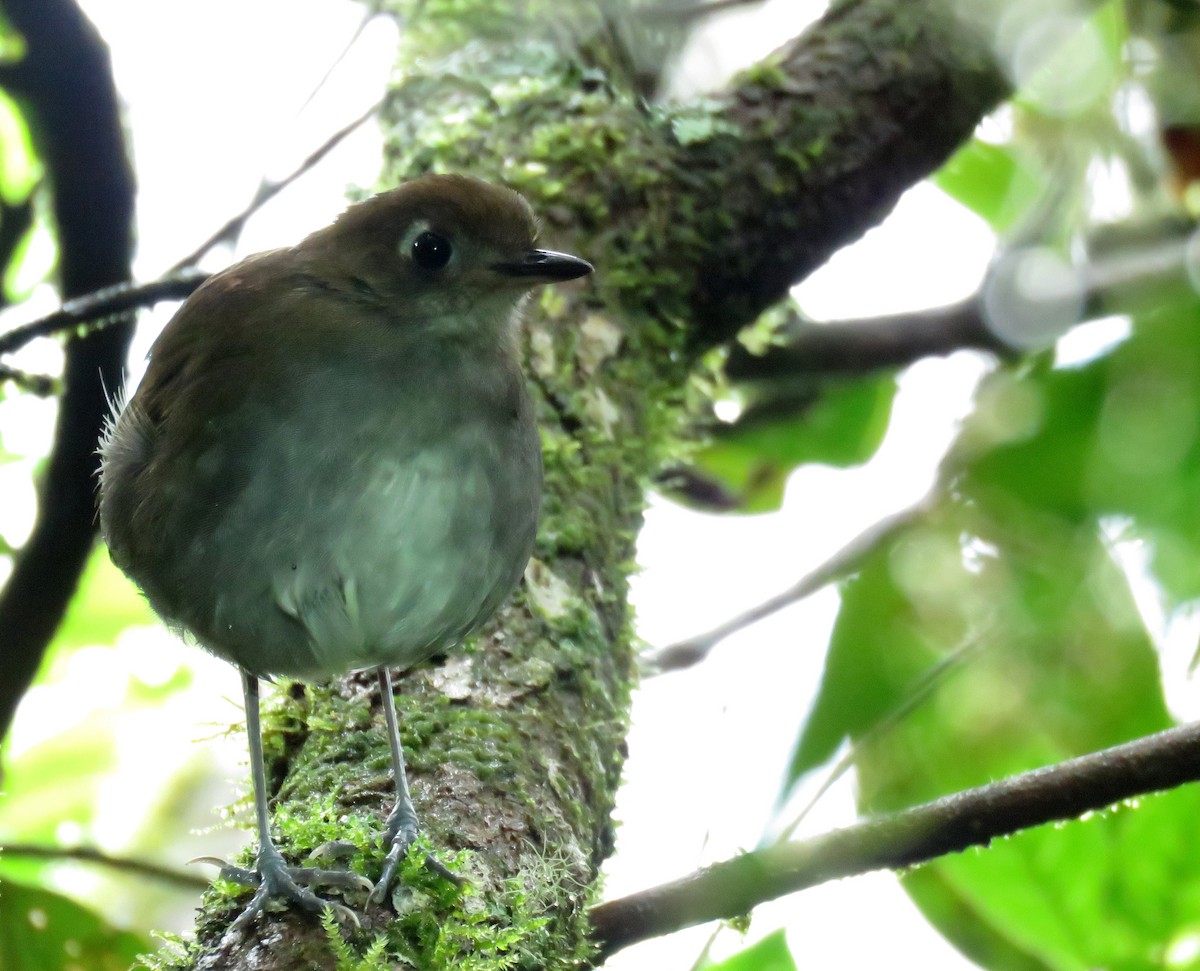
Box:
[0,273,209,358]
[1,843,209,891]
[725,299,1007,380]
[725,218,1199,382]
[646,493,931,673]
[588,719,1200,960]
[682,0,1015,345]
[0,0,136,745]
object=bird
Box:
[97,174,593,930]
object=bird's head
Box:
[297,174,592,339]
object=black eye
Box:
[411,230,452,271]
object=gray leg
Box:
[223,670,369,932]
[371,666,459,903]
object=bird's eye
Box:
[411,230,452,271]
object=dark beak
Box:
[493,248,593,283]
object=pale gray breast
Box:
[108,339,541,680]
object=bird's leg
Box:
[371,666,460,903]
[223,670,370,932]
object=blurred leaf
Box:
[905,787,1200,971]
[901,869,1055,971]
[957,298,1200,602]
[702,930,797,971]
[48,547,156,656]
[935,139,1046,232]
[781,498,1193,967]
[693,375,896,512]
[0,879,150,971]
[0,89,39,203]
[0,713,120,844]
[790,505,1167,803]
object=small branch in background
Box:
[725,218,1200,383]
[2,842,209,891]
[298,8,377,115]
[0,363,56,396]
[587,718,1200,961]
[0,273,209,358]
[169,99,380,272]
[0,100,383,361]
[726,299,1008,381]
[645,494,932,674]
[0,0,137,747]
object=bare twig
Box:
[726,299,1007,380]
[0,363,57,396]
[645,494,933,673]
[0,99,382,363]
[1,842,210,891]
[0,273,208,358]
[726,223,1199,382]
[588,718,1200,960]
[169,99,380,272]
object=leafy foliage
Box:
[0,879,151,971]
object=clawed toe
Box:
[205,846,371,932]
[229,878,360,935]
[370,832,463,905]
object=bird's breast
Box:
[134,343,541,679]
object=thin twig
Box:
[0,363,57,396]
[0,273,208,358]
[298,8,377,115]
[169,99,380,272]
[2,842,210,891]
[0,101,383,360]
[588,718,1200,961]
[645,493,934,673]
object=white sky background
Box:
[0,0,1012,965]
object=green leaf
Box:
[702,930,797,971]
[47,547,157,656]
[904,787,1200,971]
[935,139,1045,232]
[0,714,121,844]
[781,498,1197,968]
[957,298,1200,603]
[0,879,150,971]
[694,374,896,512]
[0,89,40,202]
[902,868,1056,971]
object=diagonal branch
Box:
[588,718,1200,960]
[646,494,932,673]
[0,273,209,358]
[169,100,379,272]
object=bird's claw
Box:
[202,849,371,932]
[228,878,361,935]
[370,830,463,905]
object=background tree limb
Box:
[0,0,135,744]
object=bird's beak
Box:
[493,248,593,283]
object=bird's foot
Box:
[370,818,462,905]
[211,844,373,933]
